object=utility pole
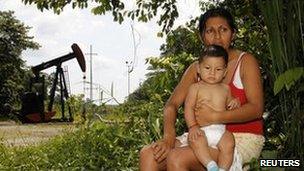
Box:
[83,73,86,99]
[85,45,98,101]
[126,61,133,96]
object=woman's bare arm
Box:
[163,62,198,145]
[196,53,264,125]
[151,62,198,163]
[184,84,199,128]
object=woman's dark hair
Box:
[199,45,228,65]
[198,8,237,35]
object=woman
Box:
[140,8,264,171]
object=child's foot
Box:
[208,166,219,171]
[207,161,219,171]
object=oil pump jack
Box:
[20,44,86,123]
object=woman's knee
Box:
[140,145,164,170]
[140,145,154,161]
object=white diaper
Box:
[176,124,226,149]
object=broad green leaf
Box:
[273,67,304,94]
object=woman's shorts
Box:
[233,133,265,164]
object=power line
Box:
[81,81,120,104]
[124,14,142,97]
[130,23,141,68]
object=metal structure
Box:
[20,44,86,123]
[125,61,133,96]
[85,45,97,101]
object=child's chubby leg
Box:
[217,130,235,171]
[189,130,218,171]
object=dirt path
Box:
[0,120,75,147]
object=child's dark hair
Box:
[199,45,228,65]
[199,8,237,35]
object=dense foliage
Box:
[0,11,39,115]
[258,0,304,162]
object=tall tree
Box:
[0,11,39,114]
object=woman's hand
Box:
[195,102,218,126]
[151,139,174,163]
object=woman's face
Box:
[202,16,234,51]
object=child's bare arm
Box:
[185,84,204,141]
[184,84,199,128]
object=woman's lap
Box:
[140,133,264,170]
[167,138,220,170]
[168,146,219,171]
[176,132,265,164]
[140,139,218,170]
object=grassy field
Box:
[0,120,75,147]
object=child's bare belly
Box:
[197,98,226,112]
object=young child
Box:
[176,45,240,171]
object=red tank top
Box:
[226,53,264,135]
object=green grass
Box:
[0,119,146,170]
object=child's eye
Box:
[216,68,223,71]
[204,67,210,69]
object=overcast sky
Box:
[0,0,201,104]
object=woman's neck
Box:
[227,48,240,62]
